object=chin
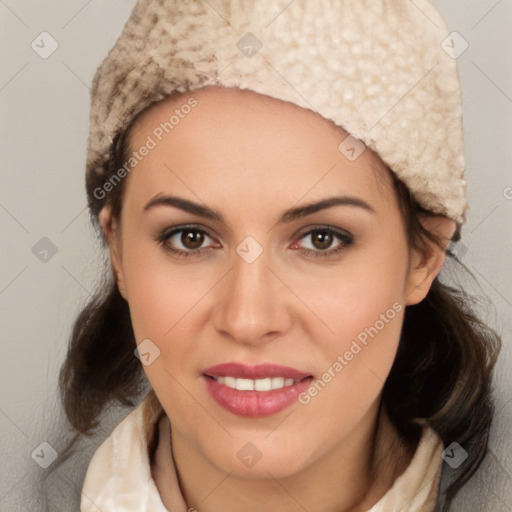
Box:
[205,439,313,480]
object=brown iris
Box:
[182,230,205,250]
[310,230,333,250]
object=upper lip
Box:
[203,362,312,380]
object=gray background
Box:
[0,0,510,510]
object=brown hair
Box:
[52,103,501,511]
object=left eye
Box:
[293,228,353,256]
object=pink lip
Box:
[202,363,313,418]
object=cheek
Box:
[121,241,210,341]
[120,243,215,399]
[293,235,408,347]
[121,247,209,421]
[289,238,408,413]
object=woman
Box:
[57,1,501,511]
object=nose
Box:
[211,246,293,346]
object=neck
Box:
[153,399,415,512]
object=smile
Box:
[212,376,299,391]
[202,362,313,417]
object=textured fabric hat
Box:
[86,0,467,224]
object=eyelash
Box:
[155,225,354,259]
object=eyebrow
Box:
[143,194,375,223]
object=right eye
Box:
[156,226,219,257]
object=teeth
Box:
[236,378,254,391]
[254,378,272,391]
[224,376,236,389]
[271,377,284,389]
[214,376,299,391]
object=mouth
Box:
[202,362,314,417]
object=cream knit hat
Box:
[86,0,467,225]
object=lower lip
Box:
[202,375,313,418]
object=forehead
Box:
[125,86,395,216]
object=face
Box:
[102,86,442,480]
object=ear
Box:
[405,215,456,306]
[99,206,127,300]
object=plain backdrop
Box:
[0,1,511,510]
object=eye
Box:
[292,227,353,258]
[156,226,218,257]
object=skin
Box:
[100,86,455,511]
